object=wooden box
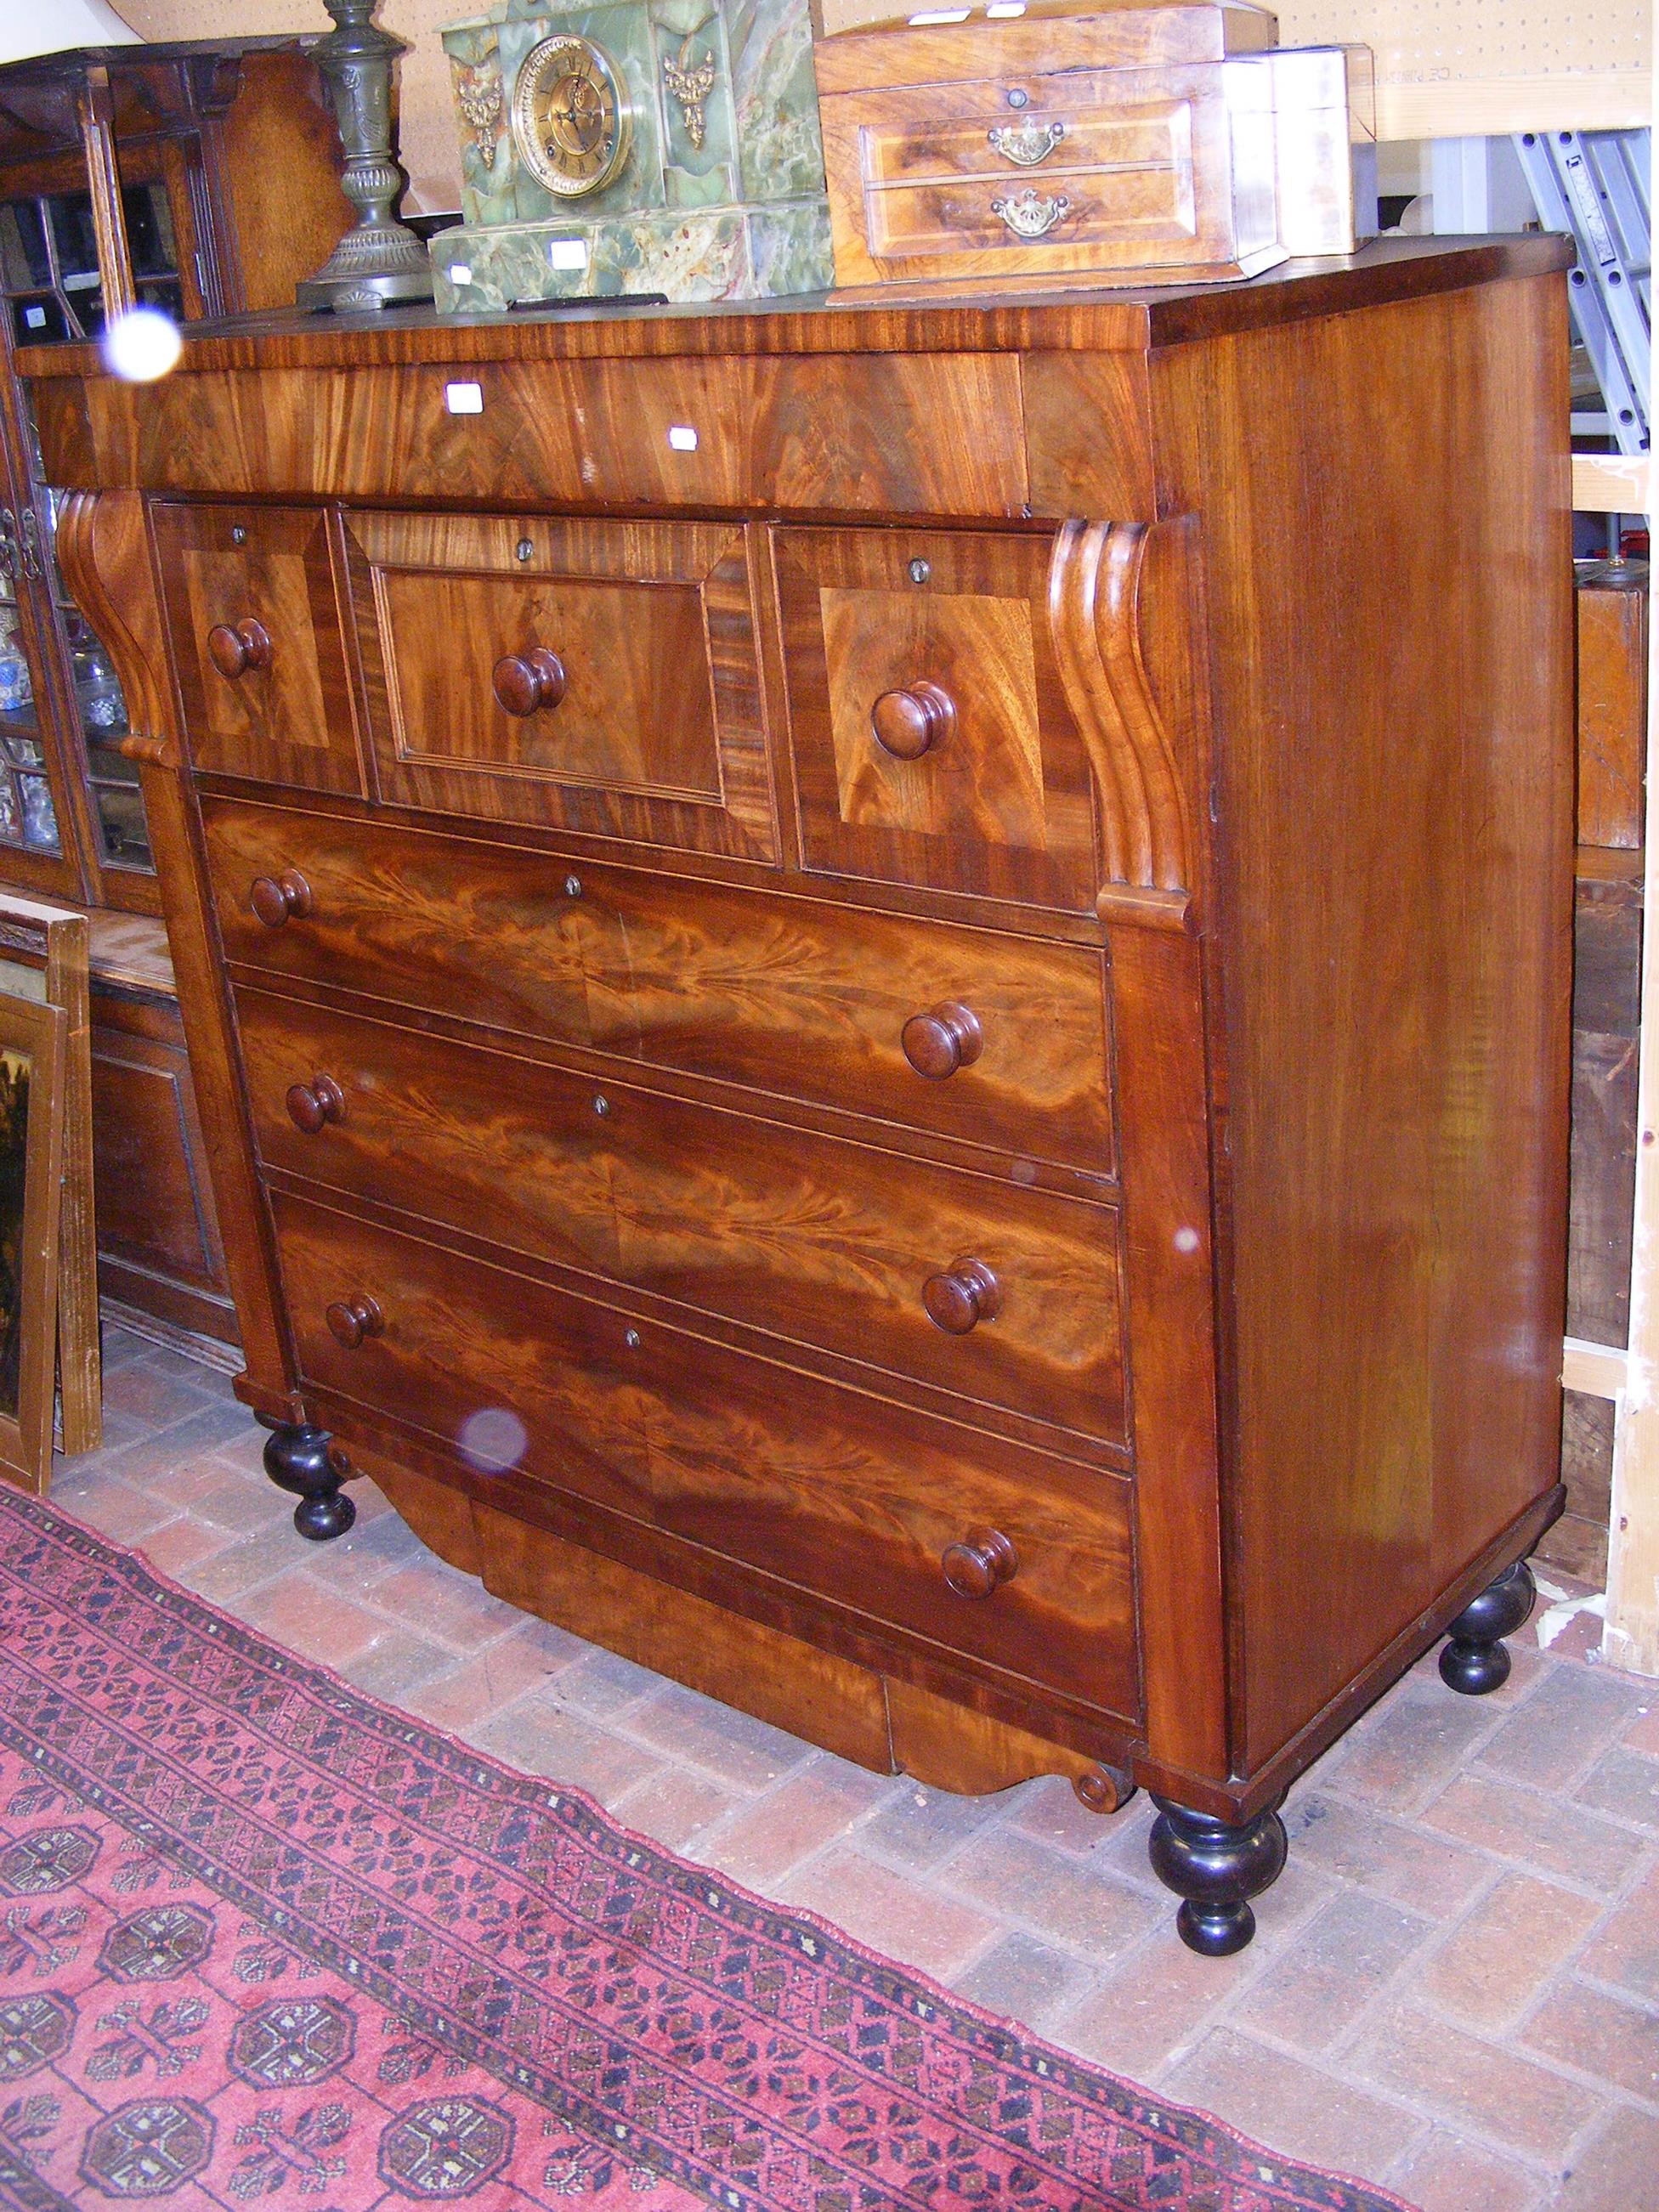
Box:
[815,7,1374,287]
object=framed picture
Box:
[0,990,66,1496]
[0,895,99,1455]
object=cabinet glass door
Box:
[48,487,148,873]
[0,182,185,347]
[0,503,60,856]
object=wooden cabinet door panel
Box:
[201,800,1115,1171]
[152,503,366,795]
[237,988,1128,1451]
[272,1191,1137,1714]
[343,511,776,861]
[774,525,1097,909]
[90,999,227,1298]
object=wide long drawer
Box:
[201,800,1115,1172]
[273,1190,1137,1713]
[238,988,1128,1450]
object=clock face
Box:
[512,34,633,199]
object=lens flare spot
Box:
[457,1407,528,1474]
[100,306,183,384]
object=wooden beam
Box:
[1605,493,1659,1676]
[1574,457,1651,518]
[1565,1338,1628,1400]
[1374,71,1651,142]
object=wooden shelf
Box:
[1574,456,1652,518]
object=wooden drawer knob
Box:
[325,1293,382,1349]
[871,681,955,760]
[923,1257,1000,1334]
[207,618,271,681]
[492,647,567,717]
[943,1528,1018,1599]
[249,869,314,928]
[286,1074,346,1134]
[902,1003,982,1079]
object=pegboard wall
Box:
[120,0,1652,211]
[1280,0,1649,82]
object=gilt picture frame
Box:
[0,990,67,1496]
[0,895,100,1455]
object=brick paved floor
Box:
[43,1321,1659,2212]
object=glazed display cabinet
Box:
[0,38,348,1343]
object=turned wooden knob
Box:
[902,1003,982,1079]
[285,1074,346,1134]
[923,1257,1000,1334]
[249,869,313,928]
[492,647,567,717]
[206,618,271,681]
[871,681,955,760]
[942,1528,1018,1599]
[325,1293,382,1349]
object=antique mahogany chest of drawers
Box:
[31,235,1573,1953]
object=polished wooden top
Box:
[17,235,1570,374]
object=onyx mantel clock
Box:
[439,0,833,305]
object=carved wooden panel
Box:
[342,512,777,862]
[272,1189,1138,1713]
[200,800,1116,1171]
[1047,518,1199,902]
[775,527,1097,909]
[150,503,367,795]
[237,987,1129,1454]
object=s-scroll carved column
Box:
[1046,518,1201,924]
[1050,512,1229,1800]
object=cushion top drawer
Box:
[343,511,776,864]
[774,526,1098,912]
[201,800,1114,1173]
[272,1190,1137,1717]
[238,988,1128,1454]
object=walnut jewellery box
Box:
[33,168,1571,1950]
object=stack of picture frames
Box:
[0,893,89,1495]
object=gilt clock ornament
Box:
[439,0,833,307]
[512,32,634,197]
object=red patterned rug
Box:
[0,1486,1413,2212]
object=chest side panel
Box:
[1158,275,1575,1778]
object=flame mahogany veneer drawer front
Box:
[237,987,1129,1455]
[340,511,776,863]
[271,1189,1138,1716]
[37,353,1044,518]
[200,800,1115,1173]
[152,502,368,797]
[773,525,1098,911]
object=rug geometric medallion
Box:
[0,1485,1414,2211]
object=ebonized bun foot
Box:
[1148,1795,1288,1955]
[261,1420,355,1542]
[1439,1559,1537,1694]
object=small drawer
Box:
[860,100,1183,190]
[273,1190,1138,1714]
[151,503,367,796]
[774,525,1097,910]
[238,988,1128,1450]
[866,163,1193,263]
[340,511,775,863]
[201,800,1114,1170]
